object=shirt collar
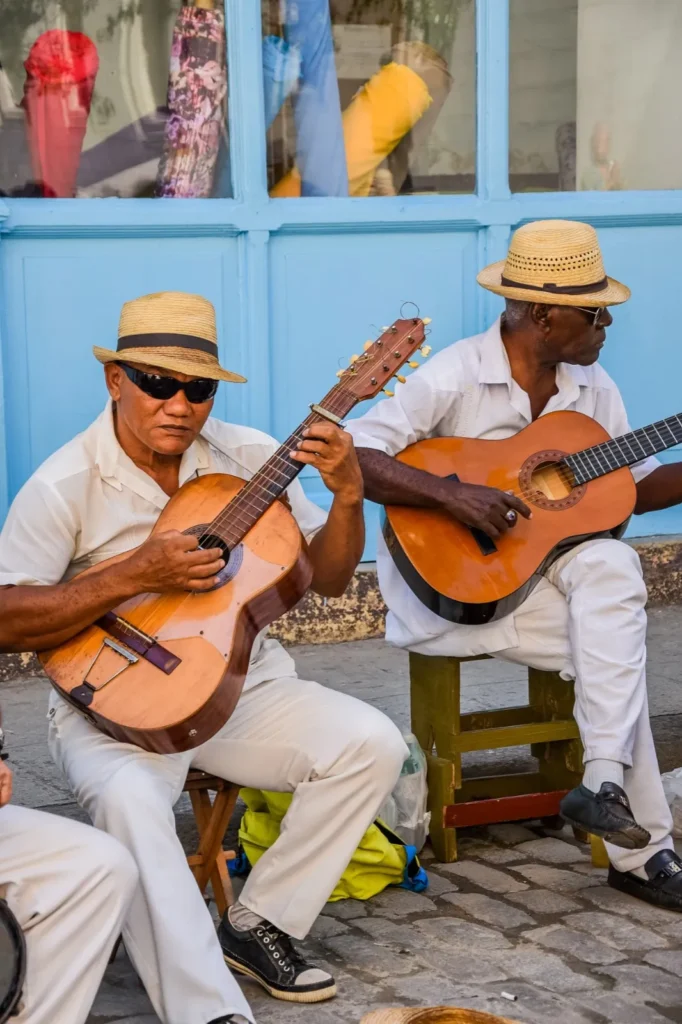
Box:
[478,317,590,396]
[94,400,210,507]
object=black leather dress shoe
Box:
[559,782,650,849]
[609,849,682,912]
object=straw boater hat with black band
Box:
[476,219,630,307]
[93,290,246,383]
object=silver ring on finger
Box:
[505,509,517,523]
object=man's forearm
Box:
[308,496,365,597]
[356,447,449,508]
[635,464,682,515]
[0,563,140,652]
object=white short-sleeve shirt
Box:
[346,318,658,657]
[0,401,327,690]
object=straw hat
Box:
[360,1009,520,1024]
[93,291,246,383]
[477,219,630,307]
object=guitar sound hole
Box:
[530,461,574,501]
[198,533,230,562]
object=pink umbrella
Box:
[23,29,99,198]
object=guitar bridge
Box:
[70,638,139,708]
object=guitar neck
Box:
[564,413,682,485]
[207,383,358,548]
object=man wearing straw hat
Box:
[348,219,682,913]
[0,291,408,1024]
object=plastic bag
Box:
[661,768,682,837]
[379,732,431,852]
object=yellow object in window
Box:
[271,61,432,198]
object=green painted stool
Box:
[409,652,608,865]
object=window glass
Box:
[0,0,231,198]
[263,0,476,198]
[510,0,682,193]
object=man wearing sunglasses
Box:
[347,219,682,915]
[0,291,407,1024]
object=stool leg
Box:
[590,834,610,869]
[529,669,583,793]
[427,755,458,862]
[411,653,461,863]
[189,787,236,912]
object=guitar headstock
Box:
[336,317,432,400]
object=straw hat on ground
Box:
[360,1008,520,1024]
[93,291,246,383]
[477,219,630,307]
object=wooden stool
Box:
[184,770,240,916]
[410,652,607,865]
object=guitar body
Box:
[383,410,637,625]
[39,473,312,754]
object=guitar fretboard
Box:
[207,384,358,549]
[564,413,682,485]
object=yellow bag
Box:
[236,788,428,902]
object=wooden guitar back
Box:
[40,474,311,753]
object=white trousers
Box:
[1,804,137,1024]
[48,675,407,1024]
[492,538,674,874]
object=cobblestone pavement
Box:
[3,606,682,1024]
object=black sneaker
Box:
[218,914,337,1004]
[560,783,651,850]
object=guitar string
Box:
[205,340,421,540]
[211,409,682,531]
[100,349,408,642]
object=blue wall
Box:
[1,0,682,557]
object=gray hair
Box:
[503,299,531,329]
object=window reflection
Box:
[510,0,682,193]
[264,0,476,197]
[0,0,231,199]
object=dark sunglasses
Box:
[119,363,218,404]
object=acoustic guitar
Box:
[384,408,682,626]
[39,317,430,753]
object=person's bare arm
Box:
[635,463,682,515]
[356,446,531,539]
[0,532,225,653]
[291,423,365,598]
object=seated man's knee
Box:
[79,825,139,901]
[353,710,408,790]
[575,540,646,597]
[94,765,165,833]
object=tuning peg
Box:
[420,345,432,357]
[422,317,432,325]
[381,326,390,332]
[395,374,406,384]
[336,369,345,378]
[383,388,394,397]
[363,340,373,351]
[409,360,420,368]
[349,354,359,364]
